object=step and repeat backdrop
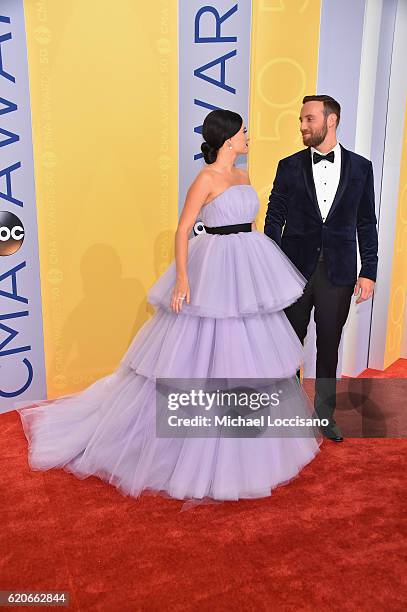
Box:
[1,0,406,412]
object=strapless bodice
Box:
[148,181,307,318]
[199,184,259,227]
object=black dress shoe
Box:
[321,423,343,442]
[327,433,344,442]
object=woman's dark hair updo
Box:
[200,109,243,164]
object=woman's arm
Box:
[171,173,211,313]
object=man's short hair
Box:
[302,94,341,127]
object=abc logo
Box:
[0,212,25,256]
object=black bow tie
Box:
[313,150,335,164]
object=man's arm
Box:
[264,160,288,246]
[355,161,378,303]
[357,161,378,280]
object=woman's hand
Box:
[171,277,191,313]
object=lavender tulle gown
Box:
[15,184,322,504]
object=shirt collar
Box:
[311,141,341,158]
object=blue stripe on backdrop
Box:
[178,0,252,219]
[317,0,366,150]
[0,0,46,413]
[370,0,397,212]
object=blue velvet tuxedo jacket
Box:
[264,145,378,286]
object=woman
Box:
[15,110,322,507]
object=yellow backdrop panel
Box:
[384,100,407,368]
[24,0,178,396]
[248,0,321,224]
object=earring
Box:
[228,142,232,150]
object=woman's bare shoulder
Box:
[193,168,215,187]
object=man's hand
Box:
[354,277,375,304]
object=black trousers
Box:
[284,258,354,432]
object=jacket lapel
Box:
[302,148,322,221]
[324,143,350,222]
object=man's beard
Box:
[302,120,328,147]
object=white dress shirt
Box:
[311,141,341,222]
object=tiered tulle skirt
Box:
[16,231,322,503]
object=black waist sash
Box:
[204,223,252,235]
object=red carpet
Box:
[357,357,407,378]
[2,360,406,610]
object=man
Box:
[264,94,378,442]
